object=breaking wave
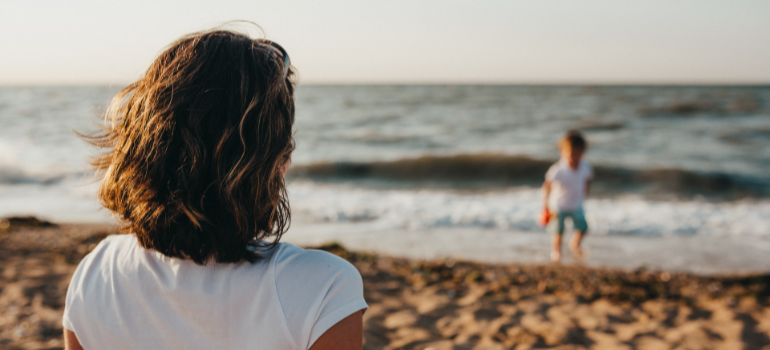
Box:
[288,154,770,199]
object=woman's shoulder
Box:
[270,242,363,299]
[271,242,360,278]
[64,234,141,326]
[75,234,136,267]
[98,233,137,249]
[270,243,367,349]
[67,234,139,287]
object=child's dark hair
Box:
[84,27,296,264]
[560,130,587,151]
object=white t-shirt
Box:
[545,159,593,211]
[63,234,367,350]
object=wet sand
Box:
[286,221,770,276]
[1,219,769,349]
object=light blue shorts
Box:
[547,208,588,235]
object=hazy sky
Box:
[1,0,769,85]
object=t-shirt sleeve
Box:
[274,247,368,350]
[62,262,83,331]
[62,237,108,332]
[545,164,558,182]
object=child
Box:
[542,130,592,262]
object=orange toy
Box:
[538,208,552,227]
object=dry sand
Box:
[1,219,769,349]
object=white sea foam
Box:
[288,181,770,237]
[0,179,109,223]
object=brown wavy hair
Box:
[85,27,296,264]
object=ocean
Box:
[0,85,769,237]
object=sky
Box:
[1,0,769,85]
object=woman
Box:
[63,26,367,350]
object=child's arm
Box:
[542,180,551,209]
[585,179,591,197]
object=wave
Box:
[0,168,70,185]
[287,154,770,199]
[637,96,766,117]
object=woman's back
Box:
[63,25,366,349]
[64,235,366,349]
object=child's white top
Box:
[63,234,367,350]
[545,159,593,211]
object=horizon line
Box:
[2,81,769,88]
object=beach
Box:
[1,85,769,349]
[2,219,769,350]
[1,0,769,346]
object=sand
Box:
[1,219,769,349]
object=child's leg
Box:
[569,231,584,257]
[551,234,562,262]
[548,212,566,262]
[569,209,588,252]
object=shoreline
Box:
[286,221,770,276]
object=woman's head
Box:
[88,27,296,264]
